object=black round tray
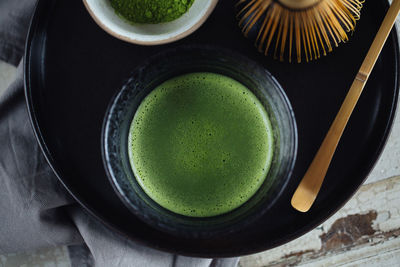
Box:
[24,0,399,257]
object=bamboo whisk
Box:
[236,0,364,62]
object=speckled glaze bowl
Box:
[102,46,298,238]
[82,0,219,45]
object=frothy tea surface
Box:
[128,72,273,217]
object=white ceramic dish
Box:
[82,0,219,45]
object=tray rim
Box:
[24,0,400,258]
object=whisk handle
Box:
[291,0,400,213]
[279,0,319,9]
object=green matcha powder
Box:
[110,0,195,24]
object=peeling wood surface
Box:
[240,70,400,267]
[240,176,400,267]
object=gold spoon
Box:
[291,0,400,213]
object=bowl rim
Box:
[82,0,219,45]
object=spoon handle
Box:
[291,0,400,213]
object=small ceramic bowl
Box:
[82,0,219,45]
[102,46,298,238]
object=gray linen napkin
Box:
[0,1,239,266]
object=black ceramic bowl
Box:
[102,46,298,238]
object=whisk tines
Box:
[236,0,364,63]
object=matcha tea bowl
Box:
[82,0,218,45]
[102,46,298,238]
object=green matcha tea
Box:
[128,72,274,217]
[109,0,194,24]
